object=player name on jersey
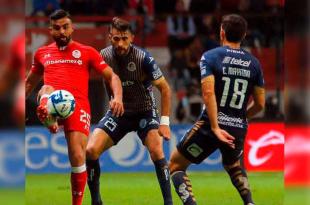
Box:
[223,67,251,78]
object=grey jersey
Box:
[100,45,163,113]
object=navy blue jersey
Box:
[100,45,163,113]
[200,46,264,129]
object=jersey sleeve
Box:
[30,49,44,75]
[254,60,265,87]
[200,52,214,80]
[143,51,163,81]
[88,47,108,73]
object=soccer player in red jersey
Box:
[25,10,124,205]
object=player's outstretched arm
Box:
[201,75,235,149]
[246,86,265,119]
[102,66,124,117]
[153,76,172,140]
[25,71,42,98]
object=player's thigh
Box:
[95,110,134,144]
[62,101,91,137]
[144,129,164,160]
[86,128,114,159]
[220,128,246,166]
[65,131,88,166]
[177,120,220,164]
[169,148,192,173]
[137,109,160,143]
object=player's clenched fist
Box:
[109,98,124,117]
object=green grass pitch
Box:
[26,172,283,205]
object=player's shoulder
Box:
[131,45,148,57]
[248,51,261,65]
[72,41,98,53]
[35,43,56,57]
[99,45,113,56]
[201,46,225,61]
[238,48,261,67]
[36,42,55,52]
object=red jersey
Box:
[31,41,108,102]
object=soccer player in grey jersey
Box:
[86,17,173,205]
[169,14,265,205]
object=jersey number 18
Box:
[220,77,248,109]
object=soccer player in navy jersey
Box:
[169,14,265,205]
[86,17,173,205]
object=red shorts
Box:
[59,100,91,136]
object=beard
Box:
[115,46,129,56]
[53,35,71,47]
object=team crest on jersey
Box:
[72,50,81,58]
[139,119,147,128]
[127,62,136,71]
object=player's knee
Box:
[70,151,85,166]
[39,85,55,94]
[148,146,164,161]
[86,146,100,160]
[169,150,189,174]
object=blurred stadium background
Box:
[0,0,309,205]
[24,0,285,204]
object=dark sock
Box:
[86,159,103,205]
[171,171,197,205]
[154,158,173,205]
[227,166,254,204]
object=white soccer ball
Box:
[47,90,76,119]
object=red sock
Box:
[71,170,87,205]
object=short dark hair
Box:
[110,17,133,33]
[221,14,247,42]
[49,9,71,21]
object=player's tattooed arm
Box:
[25,71,42,98]
[201,75,235,149]
[102,66,124,117]
[153,76,172,140]
[246,86,265,119]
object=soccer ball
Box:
[47,90,76,119]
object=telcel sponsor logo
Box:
[223,56,251,67]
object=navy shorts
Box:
[96,109,160,144]
[177,118,247,165]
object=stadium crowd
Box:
[24,0,284,125]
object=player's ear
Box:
[220,28,225,41]
[242,32,247,40]
[131,34,135,42]
[49,25,53,34]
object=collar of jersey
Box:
[58,41,75,51]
